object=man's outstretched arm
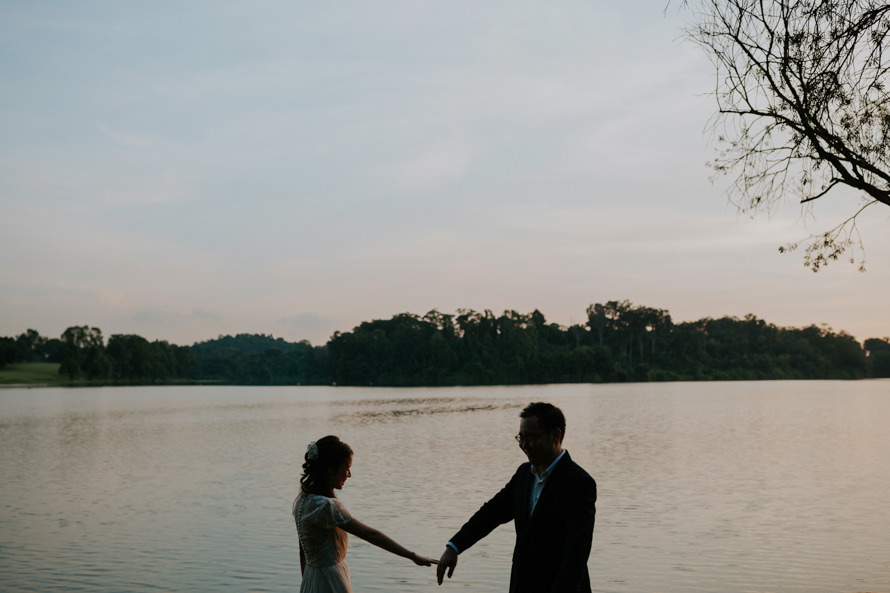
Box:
[437,468,521,585]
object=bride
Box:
[293,435,437,593]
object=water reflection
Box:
[0,382,888,592]
[334,396,515,424]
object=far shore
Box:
[0,363,212,388]
[2,362,886,391]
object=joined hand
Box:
[411,552,438,566]
[436,547,458,585]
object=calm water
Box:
[1,382,888,593]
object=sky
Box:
[1,0,888,347]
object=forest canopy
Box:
[2,301,888,385]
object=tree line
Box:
[325,304,890,385]
[0,327,196,384]
[2,301,890,385]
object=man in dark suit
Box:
[436,402,597,593]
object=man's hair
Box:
[520,402,566,438]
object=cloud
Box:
[99,290,126,306]
[375,143,473,194]
[131,308,165,324]
[99,123,153,148]
[279,312,326,332]
[277,313,338,345]
[191,308,222,321]
[130,307,222,326]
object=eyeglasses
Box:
[514,432,544,445]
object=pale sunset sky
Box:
[2,1,888,347]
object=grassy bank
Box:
[0,363,207,387]
[0,362,68,386]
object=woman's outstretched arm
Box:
[340,518,438,566]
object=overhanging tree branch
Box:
[683,0,890,269]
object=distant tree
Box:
[172,344,197,378]
[870,351,890,377]
[191,334,326,384]
[864,337,890,352]
[865,337,890,377]
[601,300,634,362]
[685,0,890,270]
[16,329,46,362]
[0,331,62,369]
[43,338,63,363]
[0,337,17,369]
[59,326,110,380]
[193,334,301,356]
[630,306,673,362]
[107,334,164,382]
[585,300,671,369]
[586,303,607,346]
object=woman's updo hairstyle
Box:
[300,435,353,495]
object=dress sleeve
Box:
[301,496,353,528]
[326,498,352,527]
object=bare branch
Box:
[800,178,841,203]
[683,0,890,269]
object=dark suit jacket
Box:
[450,451,596,593]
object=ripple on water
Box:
[1,382,889,593]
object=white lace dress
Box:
[295,493,353,593]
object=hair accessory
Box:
[306,441,319,460]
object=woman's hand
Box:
[341,517,438,567]
[410,552,439,566]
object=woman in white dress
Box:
[293,435,436,593]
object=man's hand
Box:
[436,546,458,585]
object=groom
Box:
[437,402,597,593]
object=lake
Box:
[1,381,888,592]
